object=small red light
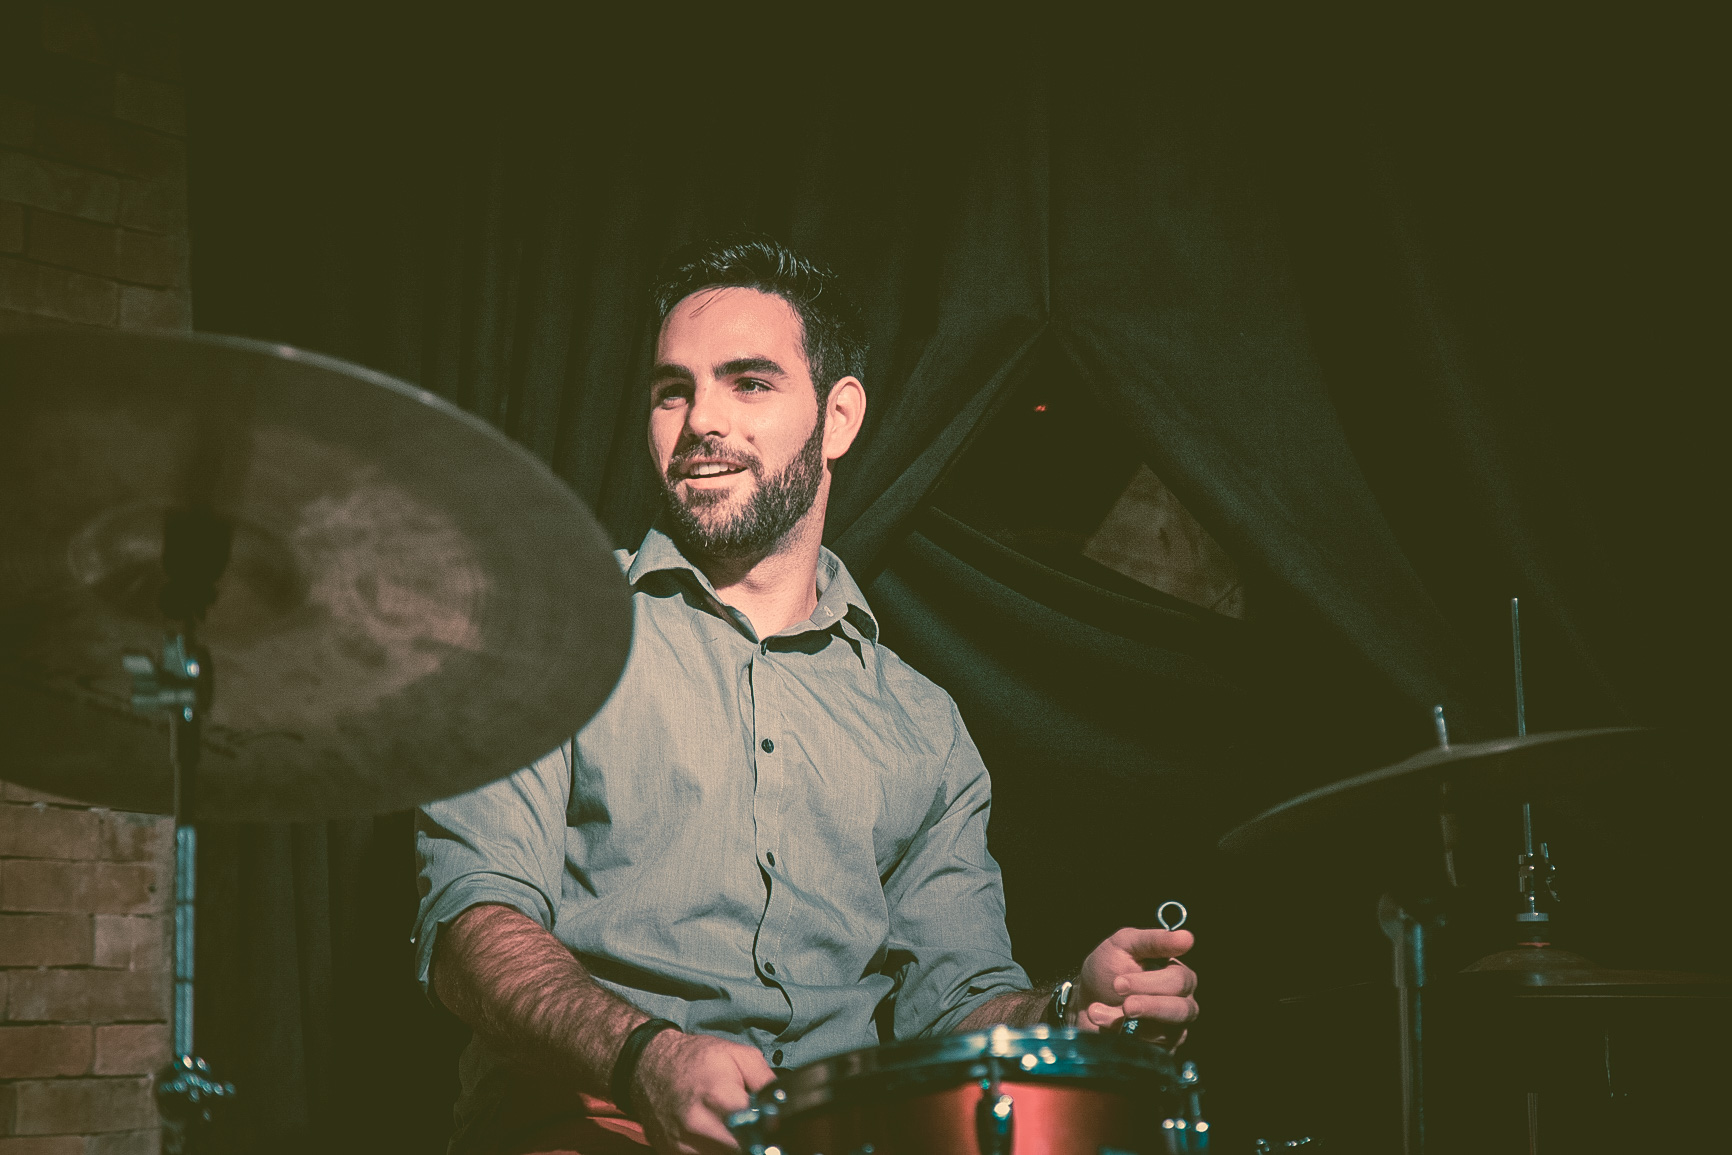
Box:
[1033,404,1047,412]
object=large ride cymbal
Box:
[1217,727,1655,859]
[0,330,633,822]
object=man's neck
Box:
[692,507,827,640]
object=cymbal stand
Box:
[124,509,236,1153]
[1510,598,1557,949]
[1378,704,1455,1155]
[1508,597,1555,1155]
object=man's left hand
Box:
[1071,926,1197,1042]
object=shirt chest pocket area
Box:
[769,712,928,878]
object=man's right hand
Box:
[632,1029,776,1154]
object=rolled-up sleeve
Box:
[883,704,1030,1038]
[413,740,574,995]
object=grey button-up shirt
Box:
[415,528,1027,1136]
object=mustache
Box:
[666,440,761,480]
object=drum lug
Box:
[1162,1060,1211,1152]
[975,1076,1015,1155]
[727,1101,780,1155]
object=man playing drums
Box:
[415,238,1199,1154]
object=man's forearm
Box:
[954,987,1050,1032]
[432,902,647,1093]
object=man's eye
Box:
[654,387,689,407]
[736,378,770,393]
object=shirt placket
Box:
[748,641,793,1045]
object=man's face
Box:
[649,287,827,559]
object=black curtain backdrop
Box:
[182,10,1724,1152]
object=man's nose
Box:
[685,382,730,439]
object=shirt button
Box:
[761,738,774,753]
[765,851,776,867]
[764,961,776,975]
[772,1049,785,1066]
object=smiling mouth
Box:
[673,458,752,482]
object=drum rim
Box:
[761,1024,1180,1116]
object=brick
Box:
[0,913,93,966]
[113,231,178,287]
[109,126,183,184]
[6,968,169,1023]
[10,52,114,122]
[40,4,110,66]
[97,814,171,864]
[0,254,38,313]
[91,916,167,971]
[12,1076,156,1135]
[1,860,162,915]
[91,1024,167,1076]
[32,108,113,171]
[27,210,118,278]
[1,782,92,807]
[112,20,182,86]
[0,1024,94,1077]
[113,74,182,137]
[0,95,32,149]
[0,153,119,223]
[0,201,21,253]
[0,1138,87,1155]
[114,178,179,234]
[117,285,185,330]
[0,803,103,858]
[86,1132,159,1155]
[35,263,119,326]
[0,307,89,333]
[0,261,110,326]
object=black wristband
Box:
[610,1017,679,1119]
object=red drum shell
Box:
[734,1025,1180,1155]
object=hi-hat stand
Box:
[124,508,237,1153]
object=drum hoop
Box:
[767,1025,1179,1116]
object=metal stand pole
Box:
[129,637,234,1155]
[125,508,239,1153]
[1380,893,1439,1155]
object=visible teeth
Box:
[688,463,739,477]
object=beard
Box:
[659,416,826,560]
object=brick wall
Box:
[1,4,189,1152]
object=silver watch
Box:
[1045,978,1076,1027]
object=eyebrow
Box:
[716,357,788,380]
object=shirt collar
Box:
[625,526,879,644]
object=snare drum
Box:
[729,1024,1184,1154]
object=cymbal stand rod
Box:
[169,707,195,1060]
[1380,893,1440,1155]
[140,630,233,1152]
[1508,598,1557,946]
[1512,598,1533,855]
[125,509,237,1150]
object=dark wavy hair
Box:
[649,236,868,403]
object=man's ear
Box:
[822,376,866,462]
